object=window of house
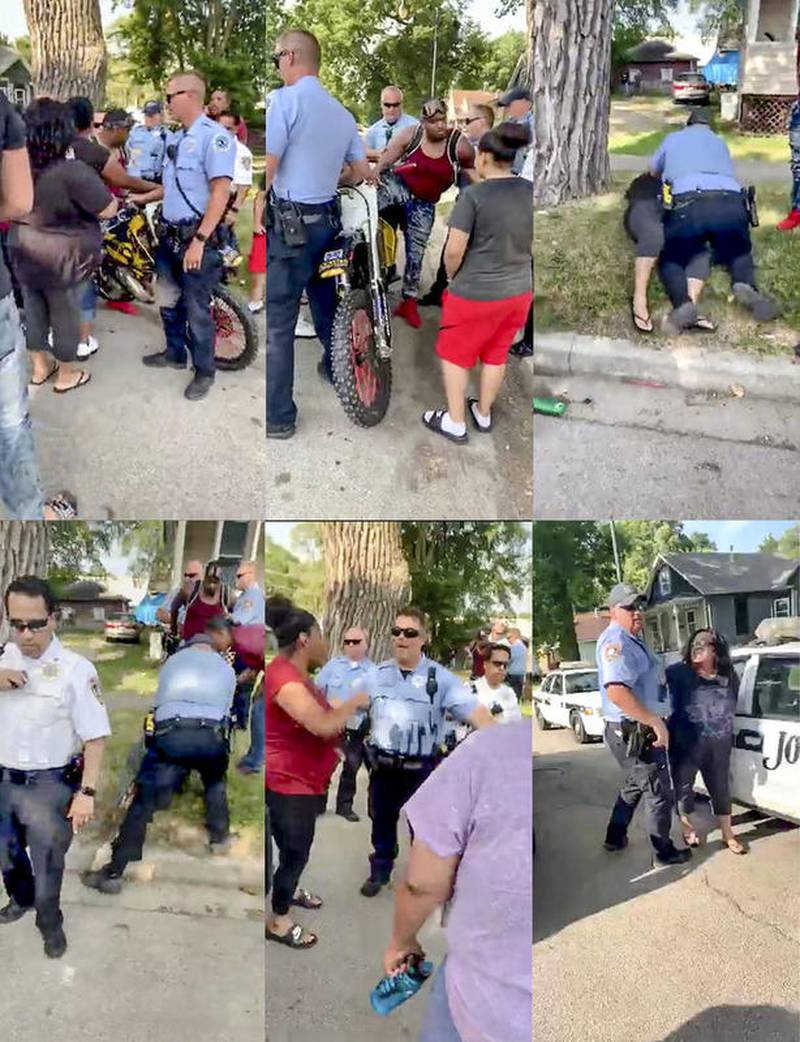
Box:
[14,87,25,104]
[216,521,250,582]
[686,609,696,630]
[92,607,106,621]
[755,0,792,41]
[658,569,671,596]
[772,597,791,618]
[660,66,674,82]
[0,81,9,101]
[734,595,749,635]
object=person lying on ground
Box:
[421,123,532,444]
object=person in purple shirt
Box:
[382,719,532,1042]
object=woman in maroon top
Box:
[265,597,368,949]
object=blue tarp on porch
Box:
[702,51,739,86]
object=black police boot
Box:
[417,288,443,308]
[0,900,32,924]
[142,350,187,369]
[603,823,629,852]
[267,422,296,440]
[184,374,215,401]
[654,845,692,867]
[337,808,360,823]
[732,283,779,322]
[43,927,67,959]
[81,867,123,895]
[360,874,388,897]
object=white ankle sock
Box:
[441,411,466,436]
[471,402,491,428]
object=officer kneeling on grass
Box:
[82,633,237,894]
[597,584,690,867]
[652,108,778,333]
[0,576,110,959]
[140,70,235,401]
[356,606,495,897]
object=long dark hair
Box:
[266,594,318,652]
[478,120,530,165]
[682,627,735,684]
[24,98,76,174]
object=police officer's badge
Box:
[411,675,425,688]
[213,134,232,152]
[604,643,622,661]
[42,662,60,680]
[90,678,104,704]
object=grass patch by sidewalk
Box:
[534,175,799,357]
[609,127,790,164]
[59,631,263,846]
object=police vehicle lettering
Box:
[763,730,800,772]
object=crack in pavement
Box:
[701,869,799,946]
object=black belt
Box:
[369,749,435,771]
[154,716,226,736]
[0,765,73,785]
[273,198,336,214]
[673,189,742,202]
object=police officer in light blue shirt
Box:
[126,100,168,181]
[356,607,495,896]
[363,86,419,160]
[231,560,265,626]
[497,87,533,175]
[140,71,235,402]
[266,28,373,438]
[651,108,777,331]
[83,635,237,894]
[596,583,690,866]
[316,626,374,821]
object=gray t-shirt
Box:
[449,177,532,302]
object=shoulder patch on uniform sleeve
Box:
[90,678,104,705]
[213,134,232,152]
[603,642,622,661]
[242,155,252,170]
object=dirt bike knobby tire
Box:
[213,284,259,371]
[331,287,392,427]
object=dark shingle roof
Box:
[625,39,699,63]
[661,552,799,596]
[0,47,30,77]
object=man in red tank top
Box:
[374,99,474,328]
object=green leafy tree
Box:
[759,524,800,558]
[688,0,742,43]
[47,523,115,592]
[616,521,716,591]
[482,30,527,93]
[264,536,326,617]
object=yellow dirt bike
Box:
[319,183,397,426]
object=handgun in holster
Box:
[743,185,759,227]
[269,193,308,247]
[64,755,84,789]
[661,180,674,210]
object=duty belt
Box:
[0,764,76,785]
[154,716,226,737]
[368,748,436,771]
[672,189,742,209]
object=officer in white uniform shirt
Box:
[472,642,523,723]
[0,576,110,959]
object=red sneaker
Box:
[776,209,800,231]
[106,299,140,316]
[393,297,421,329]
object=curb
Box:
[534,332,800,403]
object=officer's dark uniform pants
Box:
[335,728,366,814]
[0,770,74,936]
[604,722,674,855]
[368,763,433,880]
[659,193,756,308]
[265,789,318,916]
[670,735,733,818]
[155,237,223,377]
[109,724,229,874]
[266,203,340,428]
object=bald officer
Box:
[0,576,110,959]
[597,583,690,867]
[232,560,265,626]
[357,607,495,896]
[83,635,236,894]
[266,28,373,439]
[652,109,778,332]
[141,70,235,401]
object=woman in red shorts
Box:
[421,122,532,444]
[265,596,368,950]
[247,173,266,314]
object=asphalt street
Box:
[19,298,265,519]
[533,372,800,518]
[0,866,264,1042]
[266,762,449,1042]
[265,219,533,520]
[533,726,800,1042]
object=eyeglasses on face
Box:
[166,89,189,104]
[392,626,420,639]
[183,571,199,579]
[382,101,401,108]
[271,50,292,68]
[343,638,363,645]
[619,603,643,613]
[10,618,49,633]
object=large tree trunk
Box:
[532,0,613,207]
[0,523,50,640]
[321,523,411,663]
[24,0,107,105]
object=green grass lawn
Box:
[229,151,265,302]
[59,631,262,845]
[534,175,799,356]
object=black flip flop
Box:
[467,397,492,433]
[631,304,654,334]
[421,410,468,444]
[265,923,318,949]
[44,492,78,520]
[53,370,91,395]
[30,362,59,387]
[291,888,323,910]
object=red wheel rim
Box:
[211,298,246,362]
[351,308,378,407]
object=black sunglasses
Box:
[166,89,189,104]
[619,602,643,613]
[391,626,420,638]
[10,618,49,632]
[271,49,292,68]
[383,101,401,108]
[184,571,199,579]
[343,638,363,645]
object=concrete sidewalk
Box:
[535,331,800,402]
[611,152,791,186]
[21,299,265,519]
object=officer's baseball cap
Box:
[687,107,712,126]
[102,108,134,128]
[143,100,163,116]
[186,633,214,647]
[606,583,645,610]
[498,86,531,107]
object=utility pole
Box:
[609,520,622,582]
[431,6,440,97]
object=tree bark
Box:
[321,523,411,663]
[23,0,107,105]
[532,0,613,207]
[0,523,50,640]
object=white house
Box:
[739,0,799,132]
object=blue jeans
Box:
[419,960,462,1042]
[79,278,97,324]
[0,292,44,518]
[377,173,436,299]
[789,101,800,210]
[238,691,264,770]
[266,206,340,428]
[155,239,222,377]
